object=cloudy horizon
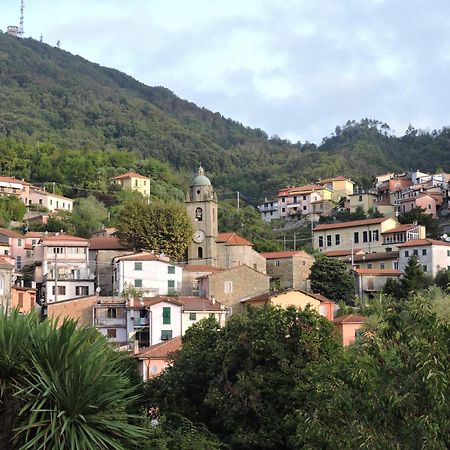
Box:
[2,0,450,144]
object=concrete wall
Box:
[46,295,98,327]
[217,244,266,273]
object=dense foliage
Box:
[1,34,450,203]
[115,198,193,261]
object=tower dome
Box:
[192,165,211,186]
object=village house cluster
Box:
[1,168,449,380]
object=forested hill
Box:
[0,33,450,202]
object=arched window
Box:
[195,207,203,221]
[198,247,203,258]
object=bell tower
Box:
[185,166,218,266]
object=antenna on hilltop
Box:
[18,0,24,37]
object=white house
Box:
[28,188,73,212]
[113,252,183,296]
[397,238,450,276]
[33,234,94,303]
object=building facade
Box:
[110,172,151,197]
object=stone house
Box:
[353,268,402,297]
[198,264,270,313]
[261,250,314,291]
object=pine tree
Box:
[400,256,428,296]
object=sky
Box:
[2,0,450,143]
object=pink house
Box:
[0,228,25,270]
[334,314,366,346]
[398,193,442,218]
[135,336,182,381]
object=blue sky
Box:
[3,0,450,143]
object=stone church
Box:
[185,166,266,273]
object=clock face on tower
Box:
[193,229,205,243]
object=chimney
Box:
[133,338,139,355]
[211,296,216,305]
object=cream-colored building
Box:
[110,172,151,197]
[354,268,401,297]
[28,188,73,212]
[347,192,377,214]
[313,217,399,253]
[318,176,354,201]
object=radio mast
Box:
[18,0,24,37]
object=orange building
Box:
[11,287,36,314]
[334,314,366,346]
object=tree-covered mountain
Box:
[0,33,449,202]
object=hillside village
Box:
[0,165,449,380]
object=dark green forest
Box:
[1,33,450,202]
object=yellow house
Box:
[318,176,354,201]
[348,192,377,214]
[313,217,399,253]
[241,289,334,321]
[110,172,151,197]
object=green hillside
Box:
[0,33,449,202]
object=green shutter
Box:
[162,307,171,324]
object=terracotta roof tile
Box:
[324,248,364,257]
[381,224,421,234]
[128,296,183,309]
[110,172,149,180]
[242,288,334,304]
[89,237,128,251]
[334,314,366,324]
[314,217,388,231]
[114,252,172,262]
[261,250,313,260]
[397,239,450,248]
[0,228,23,238]
[354,268,401,276]
[352,251,399,262]
[40,234,88,244]
[178,296,223,311]
[136,336,182,359]
[216,232,253,246]
[318,176,354,183]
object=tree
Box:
[434,268,450,293]
[310,255,356,304]
[115,199,193,261]
[400,255,430,296]
[0,195,26,226]
[398,207,441,238]
[69,196,108,238]
[0,311,146,449]
[146,307,342,450]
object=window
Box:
[39,199,42,205]
[51,247,64,254]
[107,329,117,338]
[16,256,22,269]
[394,261,399,270]
[134,262,142,271]
[75,286,89,296]
[168,265,175,274]
[367,263,373,269]
[274,260,280,267]
[195,207,203,221]
[134,279,142,288]
[413,249,418,256]
[380,263,385,269]
[168,280,175,291]
[372,230,379,241]
[189,312,197,321]
[447,250,450,257]
[335,234,340,246]
[135,179,138,187]
[354,232,359,244]
[17,239,22,247]
[303,195,307,200]
[162,307,171,324]
[224,281,233,294]
[282,208,285,213]
[197,247,203,258]
[359,195,363,201]
[326,235,332,247]
[18,293,24,308]
[107,308,117,319]
[428,204,431,209]
[422,249,427,256]
[423,265,428,272]
[161,330,173,340]
[51,286,66,296]
[405,250,409,257]
[281,197,285,202]
[318,236,324,248]
[363,231,368,243]
[50,199,53,205]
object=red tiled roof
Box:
[261,250,313,260]
[183,264,222,273]
[128,296,183,309]
[318,176,353,184]
[397,239,450,248]
[353,268,401,276]
[41,234,88,245]
[352,251,399,262]
[334,314,366,324]
[216,232,252,246]
[0,257,14,267]
[0,228,23,238]
[325,248,364,257]
[314,217,388,231]
[114,252,171,262]
[110,171,149,180]
[178,296,223,311]
[381,224,421,234]
[136,336,182,359]
[242,288,334,304]
[89,237,128,251]
[0,176,31,186]
[24,231,48,238]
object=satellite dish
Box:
[96,287,101,294]
[443,234,448,239]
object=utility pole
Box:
[237,191,240,210]
[293,232,296,250]
[54,253,58,303]
[283,235,286,251]
[351,237,354,268]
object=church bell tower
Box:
[185,166,218,266]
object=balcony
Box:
[45,268,94,281]
[133,317,149,326]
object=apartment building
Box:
[110,172,151,197]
